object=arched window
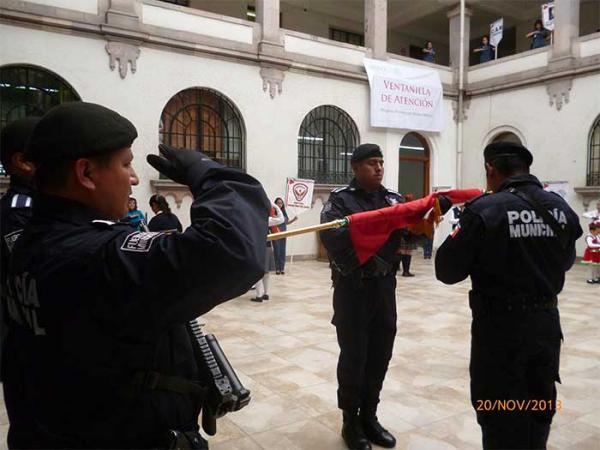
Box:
[298,105,359,184]
[159,88,245,170]
[398,133,430,199]
[589,116,600,186]
[0,65,80,174]
[491,131,522,145]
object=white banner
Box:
[364,58,444,132]
[490,18,504,47]
[543,180,569,199]
[285,177,314,210]
[542,3,555,31]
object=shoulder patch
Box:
[385,194,402,206]
[4,229,23,252]
[10,194,32,209]
[120,231,165,253]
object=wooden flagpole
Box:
[267,218,348,241]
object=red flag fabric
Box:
[348,189,483,264]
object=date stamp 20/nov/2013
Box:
[475,399,562,412]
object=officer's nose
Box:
[130,168,139,186]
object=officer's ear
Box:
[10,152,35,178]
[74,158,97,191]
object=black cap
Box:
[484,141,533,167]
[26,102,137,165]
[0,116,41,170]
[351,143,383,163]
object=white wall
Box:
[0,22,459,257]
[462,74,600,255]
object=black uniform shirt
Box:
[148,211,183,232]
[0,182,33,288]
[320,178,404,275]
[436,174,583,299]
[4,161,269,447]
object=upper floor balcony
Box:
[1,0,599,97]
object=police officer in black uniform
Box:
[4,102,270,449]
[0,117,40,446]
[0,117,39,282]
[435,142,582,449]
[320,144,401,450]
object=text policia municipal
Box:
[508,208,568,239]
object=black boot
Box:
[342,410,371,450]
[360,408,396,448]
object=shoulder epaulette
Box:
[385,188,401,196]
[10,194,32,209]
[465,192,490,207]
[547,191,564,200]
[91,219,117,229]
[332,186,352,194]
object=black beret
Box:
[484,141,533,167]
[26,102,137,164]
[1,116,41,169]
[351,143,383,163]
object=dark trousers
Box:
[273,239,286,272]
[332,274,397,410]
[470,310,561,449]
[423,238,433,258]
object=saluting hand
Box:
[147,144,214,186]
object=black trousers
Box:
[470,310,562,450]
[332,274,397,410]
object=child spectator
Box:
[148,194,182,232]
[422,41,436,63]
[582,223,600,284]
[473,35,495,63]
[126,197,147,231]
[526,19,550,49]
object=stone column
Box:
[364,0,387,59]
[256,0,284,57]
[551,0,580,60]
[447,4,472,70]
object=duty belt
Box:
[469,291,558,315]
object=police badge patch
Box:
[120,231,164,252]
[4,229,23,252]
[385,195,400,206]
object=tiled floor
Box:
[0,256,598,449]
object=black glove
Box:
[147,144,216,187]
[438,195,452,215]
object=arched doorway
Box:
[0,65,80,175]
[398,132,430,199]
[159,87,245,170]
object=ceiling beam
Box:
[387,0,447,27]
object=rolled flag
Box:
[347,189,483,264]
